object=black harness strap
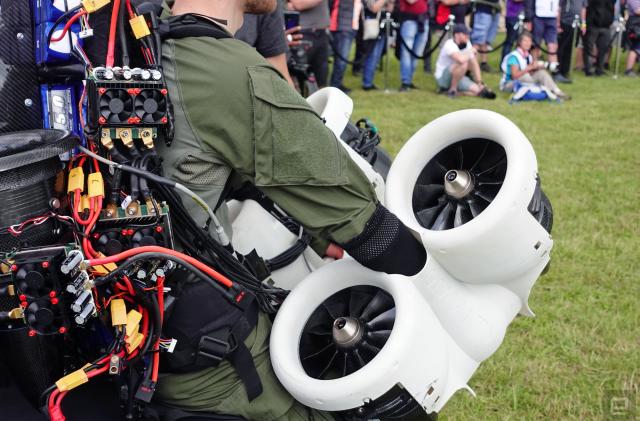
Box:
[159,14,232,41]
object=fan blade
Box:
[366,330,391,345]
[316,350,339,378]
[457,143,464,168]
[431,201,454,231]
[341,352,349,377]
[413,184,444,209]
[454,203,464,228]
[323,289,350,319]
[470,141,490,171]
[475,189,496,203]
[301,341,335,361]
[475,156,507,176]
[352,349,366,368]
[360,290,394,322]
[349,288,374,317]
[467,199,482,217]
[416,203,445,228]
[367,308,396,331]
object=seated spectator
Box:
[500,31,570,98]
[434,24,496,98]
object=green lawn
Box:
[338,46,640,419]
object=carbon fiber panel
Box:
[0,0,43,132]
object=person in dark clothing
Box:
[555,0,586,82]
[288,0,331,87]
[236,1,296,85]
[584,0,615,75]
[329,0,357,92]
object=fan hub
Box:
[109,98,125,114]
[332,317,364,348]
[444,170,474,199]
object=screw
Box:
[24,98,33,107]
[16,32,24,41]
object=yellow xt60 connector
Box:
[67,167,85,193]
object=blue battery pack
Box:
[33,0,84,24]
[35,21,83,65]
[41,84,82,136]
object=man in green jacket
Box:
[155,0,427,419]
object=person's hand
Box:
[525,21,532,31]
[557,25,563,34]
[285,26,303,46]
[580,22,587,35]
[286,1,295,11]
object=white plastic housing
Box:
[228,199,327,290]
[307,88,386,202]
[386,109,553,314]
[270,259,478,414]
[270,110,554,415]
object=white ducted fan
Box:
[269,109,554,419]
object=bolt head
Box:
[24,98,33,107]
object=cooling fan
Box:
[94,230,130,256]
[270,109,555,417]
[99,89,134,124]
[134,89,167,124]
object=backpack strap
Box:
[159,14,232,41]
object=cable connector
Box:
[55,368,89,391]
[87,172,104,198]
[67,167,85,193]
[134,379,156,403]
[125,309,142,338]
[108,355,122,375]
[125,331,144,353]
[80,194,90,211]
[82,0,111,13]
[110,299,127,326]
[130,15,151,39]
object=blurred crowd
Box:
[236,0,640,99]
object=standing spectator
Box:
[555,0,586,83]
[525,0,560,65]
[471,0,502,72]
[502,0,526,60]
[236,2,296,87]
[624,0,640,75]
[329,0,361,93]
[434,24,496,98]
[584,0,615,75]
[398,0,429,91]
[288,0,331,88]
[362,0,390,89]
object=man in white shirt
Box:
[434,24,496,98]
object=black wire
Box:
[47,5,83,45]
[397,27,449,59]
[93,252,237,303]
[118,0,130,67]
[150,181,287,313]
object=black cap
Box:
[453,24,470,35]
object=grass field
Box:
[336,45,640,420]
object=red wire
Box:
[82,197,103,259]
[50,10,88,42]
[151,276,164,382]
[73,190,92,225]
[88,246,234,288]
[106,0,122,67]
[126,0,135,18]
[121,275,136,296]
